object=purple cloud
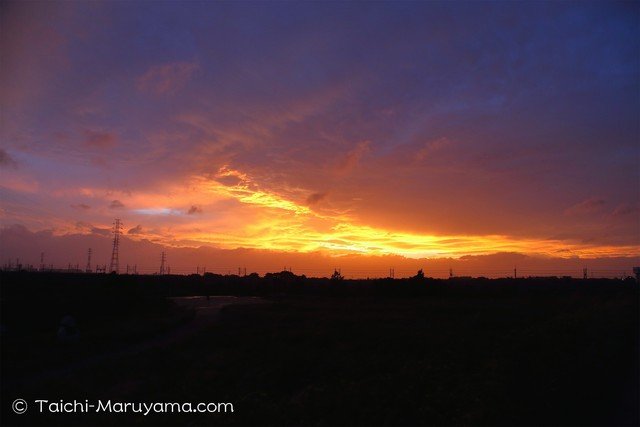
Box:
[83,129,117,148]
[564,198,606,216]
[137,61,199,95]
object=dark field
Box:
[1,272,638,426]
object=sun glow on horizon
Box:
[34,166,636,261]
[3,163,638,262]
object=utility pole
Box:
[109,219,122,274]
[583,268,588,280]
[40,252,45,271]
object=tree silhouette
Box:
[331,269,344,281]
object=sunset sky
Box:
[1,1,639,276]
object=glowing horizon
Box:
[8,165,637,262]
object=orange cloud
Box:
[70,203,91,210]
[173,168,640,259]
[12,166,638,262]
[336,141,371,174]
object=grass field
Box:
[1,272,638,426]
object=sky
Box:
[1,1,639,277]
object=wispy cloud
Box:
[136,61,199,95]
[83,129,117,148]
[0,149,18,168]
[611,202,640,217]
[70,203,91,210]
[564,198,606,216]
[109,200,125,209]
[128,224,143,235]
[336,141,371,174]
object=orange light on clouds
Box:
[104,167,636,260]
[19,165,637,261]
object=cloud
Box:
[70,203,91,210]
[214,175,243,187]
[2,224,638,278]
[306,192,328,205]
[337,141,371,174]
[136,61,199,95]
[128,224,143,235]
[564,198,605,216]
[187,205,203,215]
[83,129,117,148]
[91,227,111,236]
[415,137,451,161]
[212,167,248,187]
[0,148,18,168]
[109,200,125,209]
[1,3,638,260]
[75,221,110,236]
[611,202,640,217]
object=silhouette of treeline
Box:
[2,270,639,299]
[1,270,638,300]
